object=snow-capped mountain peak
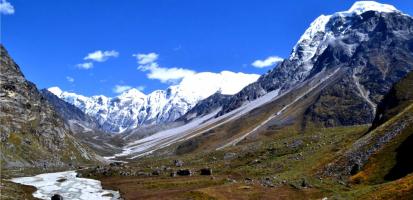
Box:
[289,1,402,73]
[345,1,399,16]
[49,71,259,133]
[117,88,146,99]
[48,86,63,96]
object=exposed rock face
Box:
[40,89,102,133]
[371,72,413,129]
[0,45,99,168]
[324,71,413,177]
[304,10,413,126]
[178,92,232,122]
[189,2,413,127]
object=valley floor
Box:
[88,125,413,199]
[3,124,413,200]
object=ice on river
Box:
[10,171,120,200]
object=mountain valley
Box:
[1,1,413,200]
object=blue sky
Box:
[2,0,413,96]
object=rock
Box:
[287,139,303,149]
[261,177,274,187]
[51,194,63,200]
[350,164,360,175]
[200,168,212,175]
[244,178,253,184]
[152,169,161,176]
[176,169,192,176]
[23,139,31,145]
[137,171,148,176]
[56,178,67,183]
[301,179,309,188]
[173,160,184,167]
[226,178,237,183]
[109,162,124,167]
[224,152,237,160]
[119,171,130,176]
[251,159,261,164]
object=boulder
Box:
[51,194,63,200]
[152,169,161,176]
[200,168,212,175]
[173,160,184,167]
[176,169,192,176]
[224,153,237,160]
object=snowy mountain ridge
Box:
[49,71,259,133]
[290,1,400,75]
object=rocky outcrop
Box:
[323,71,413,178]
[0,45,100,168]
[371,72,413,129]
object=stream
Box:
[10,170,120,200]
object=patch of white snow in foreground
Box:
[10,171,120,200]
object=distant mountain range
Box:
[48,71,259,133]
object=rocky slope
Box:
[49,71,259,133]
[0,45,101,168]
[40,89,102,133]
[189,1,413,128]
[324,71,413,182]
[40,89,124,156]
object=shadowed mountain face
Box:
[40,89,102,133]
[0,45,100,168]
[189,9,413,128]
[324,71,413,181]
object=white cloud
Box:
[133,53,195,84]
[66,76,75,83]
[84,50,119,62]
[76,62,94,69]
[251,56,283,68]
[135,53,158,65]
[113,85,132,94]
[0,0,14,15]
